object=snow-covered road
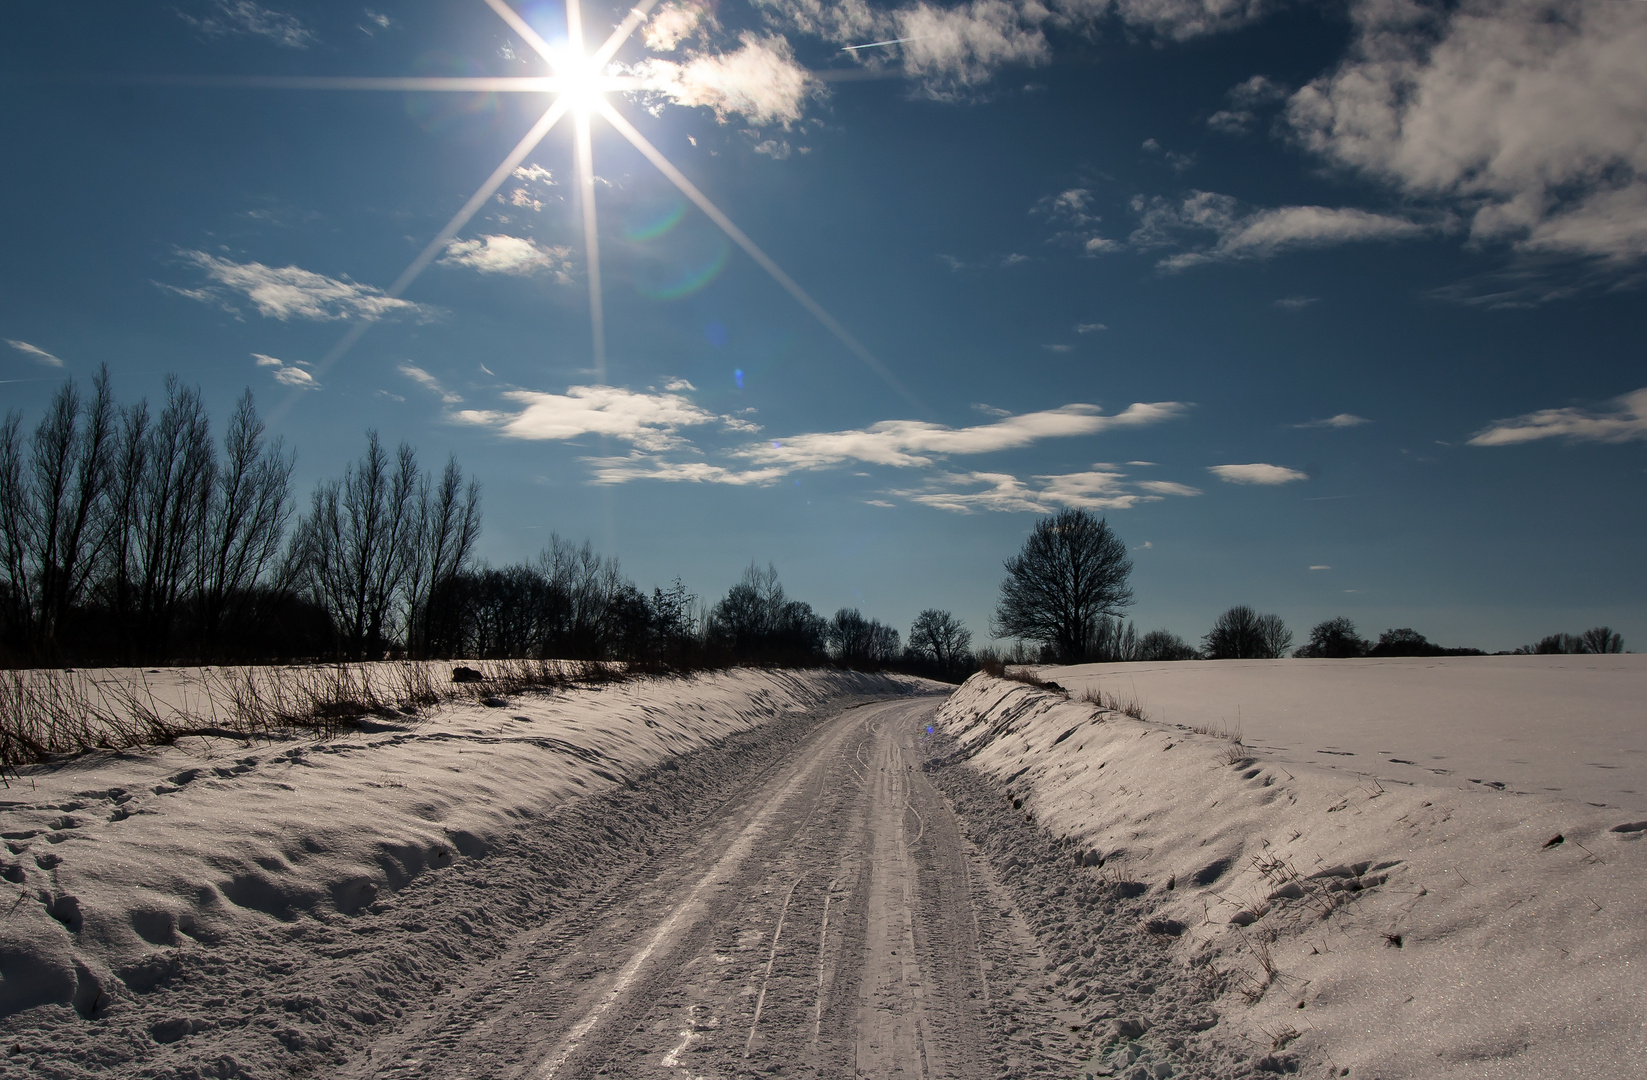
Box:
[336,697,1008,1079]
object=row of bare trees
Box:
[1,369,302,663]
[0,370,482,664]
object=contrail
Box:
[841,36,922,51]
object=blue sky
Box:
[2,0,1644,653]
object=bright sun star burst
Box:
[251,0,912,407]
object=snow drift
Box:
[934,663,1647,1078]
[0,667,929,1020]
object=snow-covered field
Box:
[0,668,930,1022]
[934,660,1647,1079]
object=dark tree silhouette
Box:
[1137,629,1196,661]
[908,609,971,667]
[1203,606,1293,659]
[1580,626,1625,654]
[993,509,1133,664]
[1296,617,1369,658]
[1369,628,1443,657]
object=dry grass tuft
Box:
[1080,684,1148,720]
[0,658,633,770]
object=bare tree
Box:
[402,455,481,658]
[194,390,295,650]
[993,509,1133,664]
[296,431,423,659]
[1202,606,1292,659]
[1579,627,1624,654]
[129,377,215,658]
[908,609,971,667]
[0,369,116,658]
[1137,629,1196,660]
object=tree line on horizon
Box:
[985,509,1627,663]
[0,370,978,679]
[2,373,1625,673]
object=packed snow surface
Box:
[0,667,929,1019]
[934,661,1647,1079]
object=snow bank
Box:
[934,669,1647,1078]
[0,667,929,1019]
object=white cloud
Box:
[753,138,792,159]
[1310,564,1331,570]
[1067,0,1273,41]
[1135,192,1428,270]
[639,33,819,128]
[399,363,462,404]
[865,499,896,507]
[1209,463,1308,484]
[6,340,64,367]
[1288,0,1647,264]
[1137,480,1202,496]
[1207,73,1288,134]
[1274,295,1318,309]
[1294,413,1371,429]
[972,403,1011,417]
[439,235,573,280]
[891,461,1203,514]
[179,1,315,47]
[512,164,556,186]
[251,353,315,389]
[751,0,881,44]
[178,250,425,321]
[456,385,749,452]
[1468,387,1647,446]
[1076,322,1108,333]
[894,0,1050,94]
[584,453,790,486]
[1043,343,1072,353]
[738,401,1190,470]
[646,2,714,51]
[663,378,697,392]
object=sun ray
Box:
[483,0,561,68]
[596,100,924,411]
[574,107,607,378]
[592,0,664,68]
[282,98,571,408]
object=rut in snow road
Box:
[343,696,1033,1079]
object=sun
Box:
[276,0,912,407]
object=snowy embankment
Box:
[935,664,1647,1079]
[1,667,929,1021]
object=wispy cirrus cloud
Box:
[1294,413,1370,429]
[890,463,1203,514]
[439,235,573,281]
[584,454,790,486]
[252,352,315,388]
[6,340,64,367]
[1132,192,1428,270]
[1468,387,1647,446]
[399,363,461,404]
[1209,462,1308,484]
[178,1,315,48]
[734,401,1189,471]
[454,384,756,452]
[173,250,427,322]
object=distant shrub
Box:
[1369,628,1485,657]
[1202,606,1293,659]
[1295,617,1369,658]
[1369,628,1443,657]
[1137,629,1197,661]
